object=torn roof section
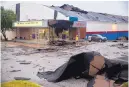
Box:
[44,4,128,23]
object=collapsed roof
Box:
[45,4,128,23]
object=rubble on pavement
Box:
[1,41,128,87]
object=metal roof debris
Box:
[45,4,128,23]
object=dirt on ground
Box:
[1,41,128,87]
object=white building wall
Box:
[20,3,68,21]
[86,21,112,32]
[86,21,128,32]
[117,23,128,31]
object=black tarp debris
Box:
[37,51,128,84]
[37,52,97,82]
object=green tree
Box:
[1,6,16,41]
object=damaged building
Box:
[13,3,86,43]
[47,4,128,40]
[13,3,128,42]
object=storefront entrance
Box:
[13,20,49,44]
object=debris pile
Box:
[37,48,58,52]
[117,36,128,41]
[49,40,75,46]
[12,46,39,56]
[10,70,21,72]
[16,60,32,65]
[12,51,39,56]
[110,43,128,49]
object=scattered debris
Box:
[118,56,128,61]
[16,60,26,62]
[121,54,127,57]
[37,52,128,86]
[49,40,75,46]
[33,64,40,68]
[117,36,128,41]
[3,58,10,60]
[13,51,39,56]
[20,62,31,65]
[10,70,21,72]
[17,60,32,65]
[39,67,45,72]
[114,52,120,54]
[10,66,14,68]
[2,41,128,87]
[112,40,118,42]
[37,48,58,52]
[110,43,128,49]
[57,52,68,56]
[14,77,31,80]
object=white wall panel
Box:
[20,3,68,21]
[87,21,128,32]
[87,21,112,32]
[117,23,128,31]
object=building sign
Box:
[72,21,86,28]
[13,21,43,27]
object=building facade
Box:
[13,20,86,42]
[86,21,128,40]
[47,4,128,40]
[14,3,128,41]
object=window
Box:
[97,35,103,38]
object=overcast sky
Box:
[1,1,128,20]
